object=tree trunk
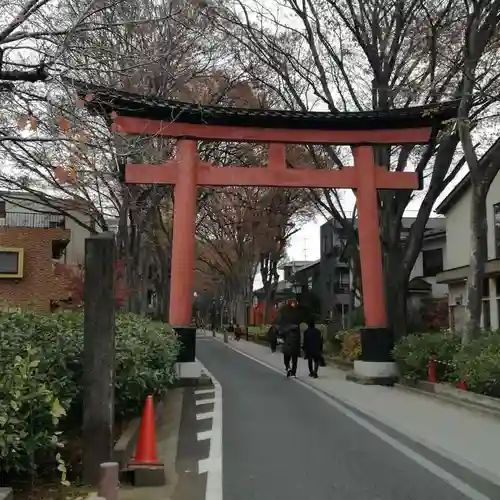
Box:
[463,183,488,344]
[384,246,409,339]
[386,273,408,339]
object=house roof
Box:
[408,277,432,292]
[435,136,500,214]
[0,190,94,213]
[322,216,445,239]
[293,260,320,275]
[281,260,316,269]
[434,174,471,215]
[65,77,459,133]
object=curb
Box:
[324,356,353,371]
[395,382,500,422]
[0,488,13,500]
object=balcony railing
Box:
[0,212,66,229]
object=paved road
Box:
[197,338,499,500]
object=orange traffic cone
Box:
[129,395,163,466]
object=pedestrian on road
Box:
[282,323,301,378]
[267,324,278,353]
[227,322,235,339]
[234,324,243,341]
[303,320,323,378]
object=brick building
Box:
[0,226,73,312]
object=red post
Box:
[428,359,437,383]
[169,140,198,325]
[353,146,387,328]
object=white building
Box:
[405,217,448,300]
[435,140,500,331]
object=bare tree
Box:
[212,0,500,336]
[0,0,265,317]
[456,0,500,342]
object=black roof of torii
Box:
[64,78,459,132]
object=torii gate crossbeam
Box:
[69,78,458,383]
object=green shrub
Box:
[0,311,179,476]
[0,345,66,475]
[454,333,500,397]
[114,313,179,418]
[393,332,461,383]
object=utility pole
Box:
[303,236,309,260]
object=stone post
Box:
[98,462,119,500]
[82,233,116,485]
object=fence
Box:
[0,212,65,229]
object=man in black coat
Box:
[303,320,323,378]
[282,323,301,378]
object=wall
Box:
[410,236,448,297]
[445,172,500,269]
[64,213,91,265]
[487,173,500,260]
[0,228,72,312]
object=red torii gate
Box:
[73,80,457,381]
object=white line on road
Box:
[196,411,214,421]
[195,389,215,396]
[197,430,213,441]
[196,397,216,406]
[196,359,223,500]
[218,340,491,500]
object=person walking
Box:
[267,323,279,353]
[282,323,301,378]
[234,324,243,341]
[303,320,323,378]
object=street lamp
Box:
[290,283,303,308]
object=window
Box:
[339,270,350,285]
[483,278,490,298]
[338,240,349,263]
[495,202,500,258]
[284,266,292,281]
[483,299,491,329]
[0,201,5,218]
[321,233,327,254]
[422,248,443,277]
[0,252,19,274]
[334,270,350,293]
[0,248,23,278]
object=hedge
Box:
[393,331,500,397]
[0,311,180,476]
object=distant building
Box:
[319,216,448,329]
[0,191,95,312]
[251,260,316,324]
[319,220,352,323]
